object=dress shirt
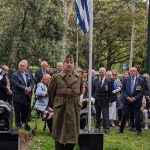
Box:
[131,76,136,94]
[21,72,27,85]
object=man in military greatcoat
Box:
[48,54,83,150]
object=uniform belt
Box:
[56,93,80,98]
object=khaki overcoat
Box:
[48,70,83,144]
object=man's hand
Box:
[112,90,115,94]
[127,97,135,103]
[24,87,31,94]
[140,106,144,112]
[127,97,132,102]
[130,97,136,103]
[7,89,12,95]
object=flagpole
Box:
[147,0,150,74]
[76,26,79,68]
[88,0,93,132]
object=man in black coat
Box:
[119,67,144,135]
[51,62,64,75]
[0,65,12,102]
[93,67,112,133]
[34,61,51,84]
[11,61,34,127]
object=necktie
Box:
[22,72,27,85]
[99,78,102,87]
[131,77,135,94]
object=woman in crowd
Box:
[34,73,53,133]
[107,70,121,127]
[0,65,12,102]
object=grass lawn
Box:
[25,117,150,150]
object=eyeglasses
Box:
[113,74,117,76]
[43,78,51,80]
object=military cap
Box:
[64,54,74,62]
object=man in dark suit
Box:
[34,61,51,84]
[119,67,144,135]
[128,66,145,130]
[93,67,112,133]
[11,61,34,127]
[51,62,64,75]
[21,60,34,121]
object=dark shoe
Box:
[16,125,21,129]
[118,128,124,133]
[21,123,25,128]
[95,126,100,131]
[104,129,110,134]
[129,127,135,131]
[25,124,31,131]
[16,123,21,129]
[110,120,115,127]
[136,131,142,136]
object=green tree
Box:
[67,0,148,71]
[0,0,65,68]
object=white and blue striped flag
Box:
[75,0,90,35]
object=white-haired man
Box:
[93,67,112,133]
[119,67,144,135]
[34,61,51,84]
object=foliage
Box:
[0,0,65,69]
[0,0,148,71]
[67,0,148,71]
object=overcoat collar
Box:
[60,69,79,77]
[60,69,79,85]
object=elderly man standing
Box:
[93,67,112,134]
[11,61,34,128]
[48,54,83,150]
[119,67,144,135]
[52,62,64,75]
[34,61,51,84]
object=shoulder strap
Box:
[62,77,75,94]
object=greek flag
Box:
[75,0,90,35]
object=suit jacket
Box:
[34,69,51,84]
[11,71,34,105]
[122,76,144,107]
[93,77,112,107]
[92,76,97,97]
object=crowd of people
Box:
[0,55,150,149]
[77,66,150,135]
